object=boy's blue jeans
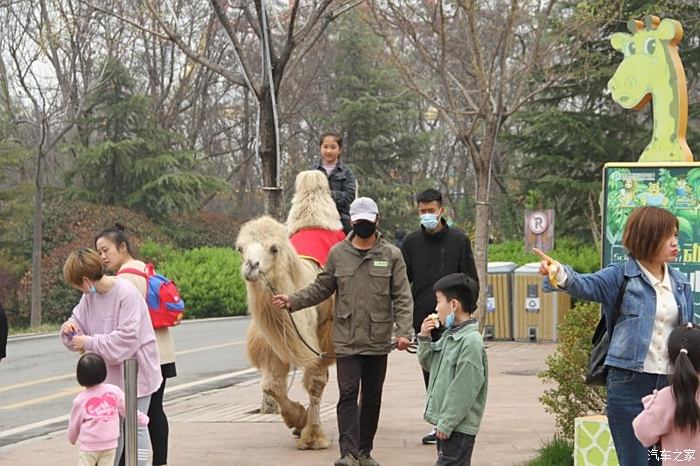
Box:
[436,432,475,466]
[606,367,667,466]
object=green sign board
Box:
[603,163,700,320]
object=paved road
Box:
[0,317,256,447]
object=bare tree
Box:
[2,0,105,325]
[87,0,361,220]
[370,0,608,313]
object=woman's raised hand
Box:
[532,247,561,287]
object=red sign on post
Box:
[524,210,554,253]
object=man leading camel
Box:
[273,197,414,466]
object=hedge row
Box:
[140,242,248,319]
[7,197,242,327]
[487,238,600,273]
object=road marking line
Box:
[0,374,75,394]
[0,340,246,394]
[0,387,81,410]
[173,341,244,356]
[0,367,259,439]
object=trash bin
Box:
[513,262,571,342]
[483,262,517,340]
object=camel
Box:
[235,170,345,450]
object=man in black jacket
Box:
[401,188,479,445]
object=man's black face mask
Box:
[352,221,376,239]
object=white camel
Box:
[235,170,345,450]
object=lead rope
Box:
[257,271,416,360]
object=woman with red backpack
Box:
[95,225,179,466]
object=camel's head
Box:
[235,216,292,284]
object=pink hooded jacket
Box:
[633,386,700,465]
[68,383,148,451]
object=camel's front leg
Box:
[297,365,331,450]
[261,355,307,435]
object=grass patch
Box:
[9,323,62,337]
[528,437,574,466]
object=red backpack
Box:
[117,263,185,328]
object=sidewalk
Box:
[0,341,556,466]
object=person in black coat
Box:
[313,132,356,234]
[0,300,8,362]
[401,188,479,445]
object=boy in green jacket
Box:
[417,273,488,466]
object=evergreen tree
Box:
[0,73,32,270]
[66,61,224,220]
[321,10,432,235]
[502,1,700,242]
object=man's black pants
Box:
[336,354,388,457]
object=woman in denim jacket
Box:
[535,206,694,466]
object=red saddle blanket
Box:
[290,228,346,267]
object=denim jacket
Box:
[545,258,693,372]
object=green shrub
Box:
[539,301,607,440]
[528,437,574,466]
[140,242,247,318]
[488,238,600,272]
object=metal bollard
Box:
[124,359,138,466]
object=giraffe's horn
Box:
[627,19,644,34]
[643,15,660,30]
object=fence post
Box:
[124,359,138,466]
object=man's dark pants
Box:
[336,354,388,457]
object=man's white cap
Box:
[350,197,379,222]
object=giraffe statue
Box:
[608,16,693,162]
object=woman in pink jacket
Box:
[61,248,161,466]
[633,323,700,465]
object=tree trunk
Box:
[258,90,284,221]
[470,117,499,324]
[473,168,490,319]
[257,89,282,414]
[30,150,45,328]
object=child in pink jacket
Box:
[69,353,148,466]
[633,323,700,465]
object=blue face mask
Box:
[420,213,440,230]
[445,310,455,329]
[88,284,97,294]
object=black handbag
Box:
[585,276,629,386]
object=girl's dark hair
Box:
[76,352,107,387]
[319,132,343,149]
[94,223,135,258]
[668,323,700,434]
